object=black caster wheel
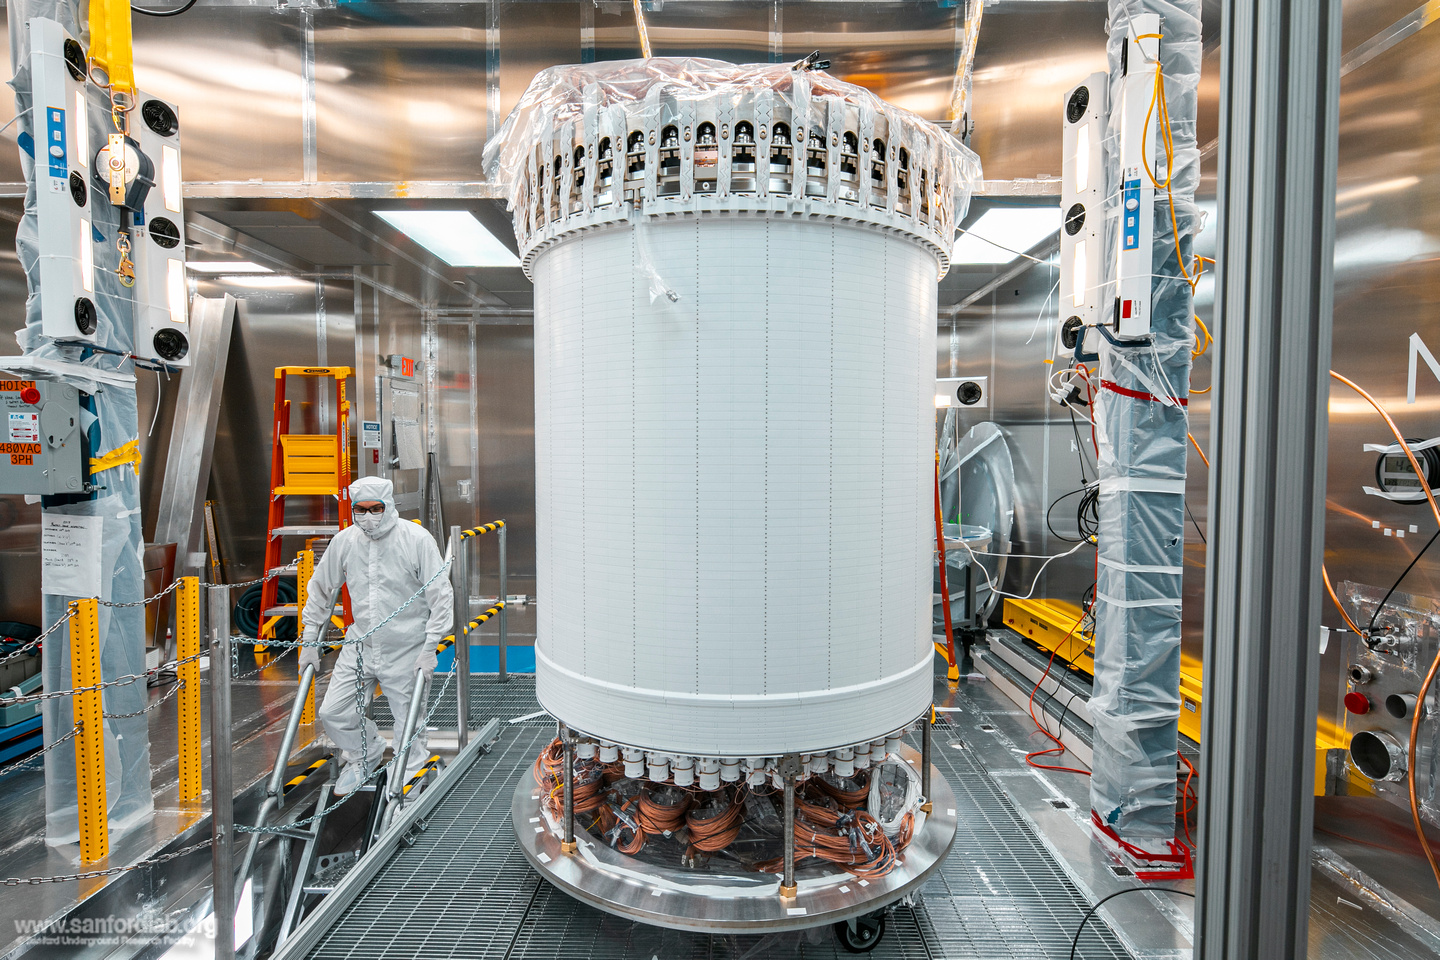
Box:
[835,911,886,953]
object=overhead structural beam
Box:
[1197,1,1342,957]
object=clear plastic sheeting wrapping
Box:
[482,56,983,281]
[9,0,156,843]
[1088,0,1202,845]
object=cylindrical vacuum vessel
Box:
[489,56,981,780]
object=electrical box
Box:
[0,378,90,496]
[1059,71,1108,356]
[1113,14,1160,340]
[30,18,99,345]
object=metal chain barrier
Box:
[0,608,76,669]
[94,577,185,610]
[1,840,212,887]
[0,723,81,779]
[102,675,188,719]
[8,651,208,708]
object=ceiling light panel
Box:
[951,208,1060,265]
[375,210,520,268]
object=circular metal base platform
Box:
[510,745,956,933]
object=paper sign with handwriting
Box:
[42,514,102,597]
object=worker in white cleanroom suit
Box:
[299,476,453,795]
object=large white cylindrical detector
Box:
[488,57,982,765]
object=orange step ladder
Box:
[259,366,354,640]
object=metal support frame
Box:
[451,525,469,744]
[560,722,577,854]
[177,577,203,802]
[920,706,933,814]
[208,584,236,960]
[277,783,333,946]
[152,295,238,582]
[1196,1,1342,956]
[70,598,108,863]
[780,758,798,900]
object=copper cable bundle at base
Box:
[530,741,919,880]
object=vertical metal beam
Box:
[152,295,237,579]
[1197,1,1342,957]
[208,585,236,960]
[70,599,108,863]
[920,707,933,814]
[177,577,203,802]
[301,9,317,184]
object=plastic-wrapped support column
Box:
[1088,0,1202,847]
[8,0,156,844]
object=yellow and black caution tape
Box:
[459,521,505,540]
[402,755,443,796]
[281,753,334,796]
[435,601,506,654]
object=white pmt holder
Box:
[1113,14,1160,340]
[30,18,98,344]
[28,18,190,366]
[1059,71,1108,356]
[130,95,190,365]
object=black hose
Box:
[232,579,297,640]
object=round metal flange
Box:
[511,744,956,933]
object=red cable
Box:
[1024,614,1092,777]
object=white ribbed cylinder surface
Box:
[533,214,937,758]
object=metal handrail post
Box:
[235,664,317,899]
[383,666,430,828]
[497,521,508,682]
[450,526,469,745]
[207,584,236,960]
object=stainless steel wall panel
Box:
[964,2,1107,180]
[1321,21,1440,626]
[313,5,491,183]
[470,323,536,591]
[498,1,582,133]
[593,0,773,62]
[132,8,308,183]
[780,1,957,123]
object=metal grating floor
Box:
[366,674,552,729]
[304,678,1131,960]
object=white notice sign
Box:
[9,411,38,443]
[42,514,102,597]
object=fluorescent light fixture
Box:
[935,393,952,408]
[952,208,1060,265]
[74,92,87,169]
[162,145,181,213]
[78,219,93,293]
[1071,238,1087,307]
[167,258,187,325]
[186,261,273,274]
[375,210,520,267]
[1073,122,1090,193]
